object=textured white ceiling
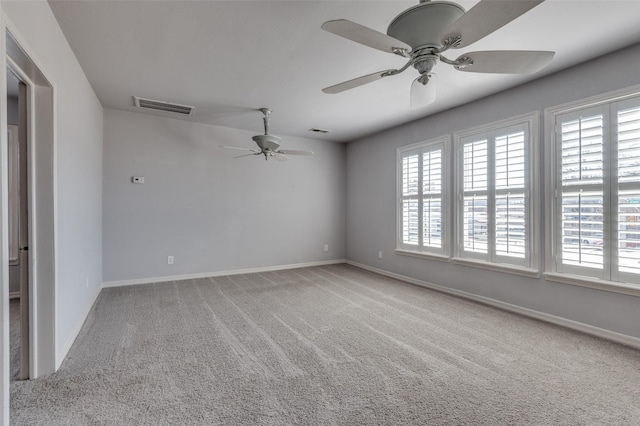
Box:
[48,0,640,142]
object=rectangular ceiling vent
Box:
[133,96,195,116]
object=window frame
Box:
[396,136,450,260]
[552,105,609,280]
[546,85,640,293]
[453,112,540,275]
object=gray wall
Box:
[102,109,346,283]
[346,42,640,339]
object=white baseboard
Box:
[102,259,347,288]
[55,283,102,370]
[346,260,640,350]
[9,291,20,300]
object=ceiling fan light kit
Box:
[221,108,314,161]
[321,0,554,108]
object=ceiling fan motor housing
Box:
[252,134,282,150]
[387,1,465,50]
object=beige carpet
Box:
[10,264,640,425]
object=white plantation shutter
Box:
[557,108,605,275]
[495,132,526,189]
[553,94,640,284]
[617,105,640,184]
[402,154,420,246]
[422,150,442,248]
[559,191,604,271]
[495,131,526,258]
[616,101,640,280]
[402,199,419,245]
[462,140,488,255]
[398,139,446,255]
[457,117,532,267]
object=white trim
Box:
[396,135,449,256]
[8,292,19,300]
[50,66,59,381]
[102,259,347,288]
[544,83,640,117]
[346,260,640,350]
[4,19,58,379]
[54,283,101,370]
[545,86,640,285]
[0,16,10,426]
[544,272,640,298]
[451,257,540,278]
[453,111,540,140]
[453,112,538,270]
[544,90,558,285]
[395,249,450,262]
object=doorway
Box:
[2,29,56,383]
[6,67,29,381]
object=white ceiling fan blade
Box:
[321,19,410,56]
[220,145,258,152]
[273,153,290,161]
[277,150,314,156]
[234,153,260,159]
[442,0,545,49]
[323,70,394,94]
[410,75,437,109]
[454,50,555,74]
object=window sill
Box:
[544,272,640,297]
[451,257,540,278]
[395,249,450,262]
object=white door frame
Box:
[1,16,57,425]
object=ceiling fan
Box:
[321,0,555,107]
[220,108,314,161]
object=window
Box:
[455,114,537,270]
[397,137,448,257]
[551,93,640,285]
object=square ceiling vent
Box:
[133,96,195,116]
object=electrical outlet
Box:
[324,244,329,252]
[378,251,382,259]
[167,256,174,265]
[132,176,145,184]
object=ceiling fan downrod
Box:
[258,107,272,135]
